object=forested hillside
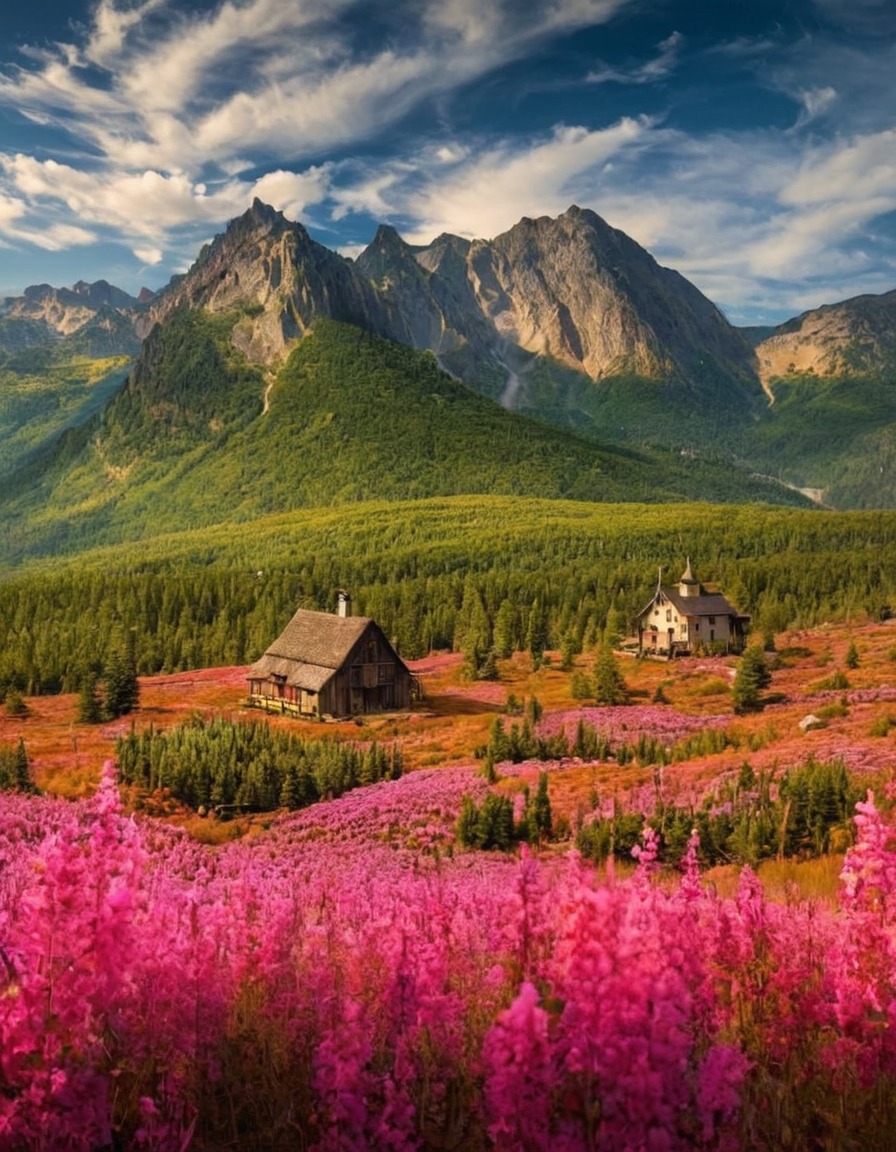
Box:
[0,349,130,479]
[0,318,805,564]
[2,496,894,695]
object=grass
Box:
[707,854,846,905]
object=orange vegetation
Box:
[4,619,896,831]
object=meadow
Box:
[3,616,896,1149]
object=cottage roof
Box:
[662,587,740,618]
[248,609,375,691]
[635,564,746,622]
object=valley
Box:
[6,616,896,861]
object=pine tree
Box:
[530,771,553,844]
[526,598,548,670]
[493,599,517,659]
[77,671,104,725]
[559,628,578,672]
[457,795,481,847]
[732,645,771,715]
[104,631,140,719]
[593,644,629,706]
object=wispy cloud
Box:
[0,0,631,266]
[333,117,657,242]
[0,0,894,322]
[586,31,683,85]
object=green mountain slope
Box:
[0,316,806,563]
[747,370,896,507]
[0,347,131,480]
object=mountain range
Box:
[2,200,896,562]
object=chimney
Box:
[337,590,351,618]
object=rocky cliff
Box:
[0,279,147,357]
[138,201,758,408]
[752,289,896,387]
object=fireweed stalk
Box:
[0,761,895,1149]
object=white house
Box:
[636,559,749,656]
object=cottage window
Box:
[378,663,395,685]
[666,609,672,622]
[708,616,716,625]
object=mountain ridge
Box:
[3,201,896,520]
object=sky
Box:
[0,0,895,324]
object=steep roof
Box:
[248,609,375,691]
[663,587,740,618]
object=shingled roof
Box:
[661,587,740,618]
[637,560,748,623]
[249,609,374,692]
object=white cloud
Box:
[587,31,683,84]
[355,118,655,242]
[0,0,633,181]
[1,154,228,234]
[194,50,435,166]
[0,192,26,227]
[83,0,167,69]
[793,85,838,128]
[133,245,163,265]
[250,166,333,219]
[782,129,896,206]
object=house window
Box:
[708,616,716,625]
[378,663,395,685]
[666,609,672,622]
[694,621,700,631]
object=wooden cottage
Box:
[247,594,413,718]
[636,560,750,656]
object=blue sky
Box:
[0,0,894,324]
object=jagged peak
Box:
[428,231,471,252]
[218,199,297,246]
[372,223,405,245]
[248,197,287,225]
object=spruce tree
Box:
[593,644,629,706]
[530,771,553,844]
[732,645,771,714]
[104,632,140,719]
[493,600,517,660]
[77,671,104,725]
[14,737,32,792]
[526,598,548,670]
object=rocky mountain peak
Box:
[754,289,896,385]
[356,225,419,284]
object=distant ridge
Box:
[2,201,896,519]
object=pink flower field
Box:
[3,761,896,1151]
[537,704,729,746]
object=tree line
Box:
[3,496,896,696]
